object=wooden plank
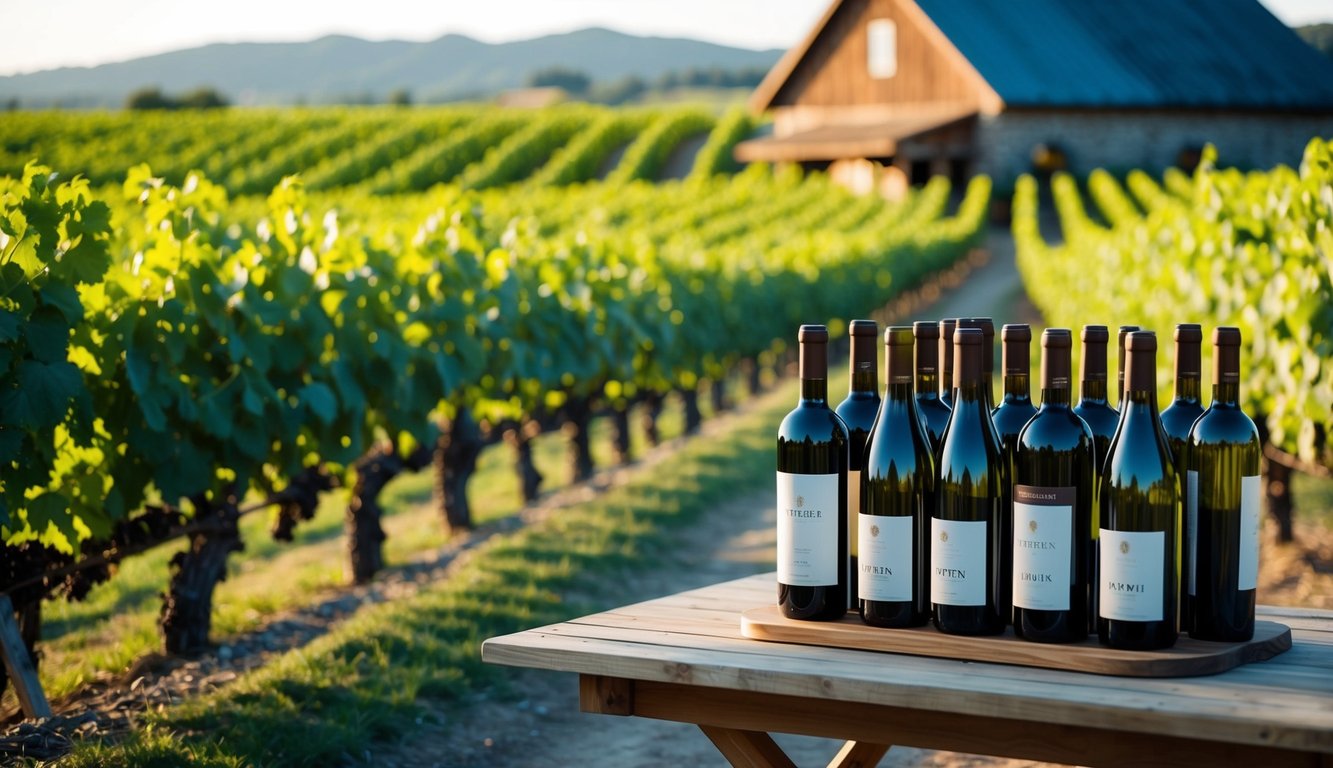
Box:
[741,604,1292,678]
[527,621,1333,711]
[827,740,891,768]
[579,674,634,716]
[0,594,51,719]
[483,630,1333,751]
[632,680,1329,768]
[698,725,798,768]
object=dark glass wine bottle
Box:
[938,318,957,409]
[1098,331,1180,650]
[860,326,934,627]
[1074,325,1119,471]
[1013,329,1095,643]
[1187,327,1261,642]
[1116,324,1140,408]
[914,320,951,453]
[1162,323,1204,629]
[992,324,1037,624]
[777,325,849,620]
[1073,324,1118,632]
[835,319,880,609]
[932,328,1005,636]
[978,318,997,409]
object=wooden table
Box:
[481,573,1333,768]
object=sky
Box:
[1,0,1330,77]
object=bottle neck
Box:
[1003,373,1031,404]
[916,371,939,401]
[1080,377,1109,404]
[1124,387,1159,411]
[887,380,914,402]
[850,367,877,395]
[1173,375,1201,404]
[1041,386,1072,409]
[802,377,828,403]
[1212,382,1239,406]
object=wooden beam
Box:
[699,725,798,768]
[578,674,633,716]
[628,680,1328,768]
[828,740,891,768]
[0,594,51,719]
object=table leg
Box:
[699,725,797,768]
[827,740,891,768]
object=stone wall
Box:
[972,109,1333,187]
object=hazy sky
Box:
[2,0,1329,77]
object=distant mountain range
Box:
[0,28,783,108]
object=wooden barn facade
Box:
[737,0,1333,195]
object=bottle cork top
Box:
[849,319,878,337]
[1082,324,1109,343]
[799,324,828,343]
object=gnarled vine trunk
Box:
[564,397,595,483]
[640,392,663,448]
[745,357,763,396]
[346,445,430,584]
[505,419,544,503]
[610,405,632,466]
[1266,458,1295,543]
[681,387,702,435]
[435,407,484,534]
[709,378,728,415]
[160,493,242,654]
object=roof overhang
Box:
[734,109,977,163]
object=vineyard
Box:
[0,103,993,745]
[1013,137,1333,540]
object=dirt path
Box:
[401,228,1051,768]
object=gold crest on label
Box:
[1120,540,1130,554]
[870,524,880,538]
[939,531,949,543]
[1028,520,1038,533]
[796,495,804,508]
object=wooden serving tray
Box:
[741,604,1291,678]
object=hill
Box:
[0,28,782,108]
[1297,23,1333,57]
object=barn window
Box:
[867,19,897,79]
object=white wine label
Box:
[1099,528,1166,622]
[930,518,986,606]
[1012,486,1074,611]
[847,470,862,558]
[1187,470,1198,597]
[777,471,840,587]
[1239,474,1261,591]
[858,513,913,602]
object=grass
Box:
[61,377,798,766]
[23,396,701,705]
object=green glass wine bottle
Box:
[1187,327,1261,642]
[777,325,849,620]
[860,327,934,627]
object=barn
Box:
[736,0,1333,195]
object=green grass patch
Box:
[63,381,795,766]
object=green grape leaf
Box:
[0,426,22,463]
[23,305,71,364]
[39,283,84,324]
[0,310,19,343]
[299,382,338,424]
[0,359,82,428]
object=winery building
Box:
[737,0,1333,195]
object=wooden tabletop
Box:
[482,572,1333,767]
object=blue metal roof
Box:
[915,0,1333,110]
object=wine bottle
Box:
[932,328,1005,636]
[1116,324,1140,408]
[1162,323,1204,630]
[1074,325,1119,471]
[1187,327,1261,642]
[1073,324,1118,632]
[1013,329,1095,643]
[938,318,957,409]
[914,320,951,452]
[978,318,997,409]
[860,326,934,627]
[992,324,1037,624]
[777,324,849,620]
[835,319,880,609]
[1098,331,1180,650]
